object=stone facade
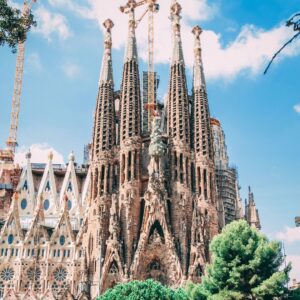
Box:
[0,1,261,299]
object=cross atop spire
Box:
[192,25,206,89]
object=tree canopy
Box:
[200,220,290,299]
[0,0,35,52]
[98,279,188,300]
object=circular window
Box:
[67,200,72,211]
[59,235,65,246]
[7,234,14,245]
[44,199,50,211]
[21,198,27,210]
[27,267,41,281]
[53,267,67,282]
[0,268,14,281]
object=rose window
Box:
[53,267,67,282]
[27,267,41,281]
[0,268,14,281]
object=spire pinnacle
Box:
[170,1,184,65]
[121,0,138,62]
[99,19,114,84]
[192,25,206,89]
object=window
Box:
[67,200,72,211]
[59,235,65,246]
[7,234,14,245]
[0,268,14,281]
[21,199,27,210]
[53,267,67,282]
[44,199,50,211]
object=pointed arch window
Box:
[67,200,72,211]
[45,181,50,191]
[23,180,28,190]
[67,182,72,192]
[59,235,65,246]
[108,261,118,275]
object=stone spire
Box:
[245,187,261,230]
[192,26,213,160]
[120,1,142,143]
[123,0,138,62]
[99,19,114,84]
[167,1,190,148]
[92,19,116,162]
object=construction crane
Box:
[6,0,36,156]
[120,0,160,131]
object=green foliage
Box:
[0,0,35,52]
[98,279,189,300]
[185,282,209,300]
[207,290,244,300]
[288,288,300,300]
[201,220,290,299]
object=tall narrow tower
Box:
[85,19,116,297]
[192,26,221,242]
[119,0,142,268]
[167,1,192,276]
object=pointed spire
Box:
[170,1,184,65]
[122,0,138,62]
[99,19,114,84]
[192,26,206,90]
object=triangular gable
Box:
[37,152,58,209]
[17,152,35,199]
[50,204,75,245]
[59,153,79,213]
[3,289,19,300]
[17,152,36,215]
[24,196,49,244]
[21,289,39,300]
[40,289,56,300]
[0,194,24,241]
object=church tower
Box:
[118,0,143,270]
[167,2,193,276]
[84,19,117,297]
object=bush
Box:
[98,279,188,300]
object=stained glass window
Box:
[67,200,72,211]
[44,199,50,210]
[27,267,41,281]
[53,267,67,282]
[21,198,27,210]
[7,234,14,245]
[59,235,65,246]
[0,268,14,281]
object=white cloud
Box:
[294,104,300,114]
[42,0,300,80]
[276,226,300,244]
[15,144,65,167]
[48,0,95,19]
[34,6,72,41]
[62,63,81,79]
[85,0,300,80]
[287,255,300,282]
[27,52,42,71]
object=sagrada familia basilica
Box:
[0,0,261,299]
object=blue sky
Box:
[0,0,300,280]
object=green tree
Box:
[201,220,290,300]
[288,288,300,300]
[98,279,188,300]
[0,0,35,52]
